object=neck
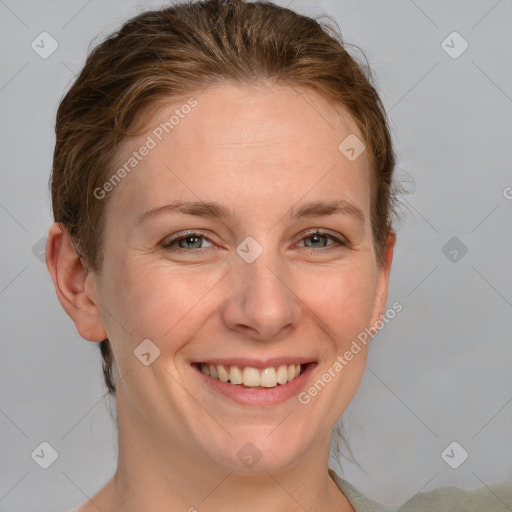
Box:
[82,395,354,512]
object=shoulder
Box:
[329,468,394,511]
[329,468,512,512]
[399,480,512,511]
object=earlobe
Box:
[382,231,396,277]
[369,232,396,333]
[45,222,108,342]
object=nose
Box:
[220,249,302,342]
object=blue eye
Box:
[161,230,347,253]
[299,230,346,250]
[162,232,214,251]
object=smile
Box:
[191,360,317,405]
[199,362,304,388]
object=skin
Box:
[46,82,395,512]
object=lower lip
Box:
[192,363,318,406]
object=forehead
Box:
[105,82,371,224]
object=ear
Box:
[369,231,396,333]
[45,222,108,342]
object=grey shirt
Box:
[329,468,512,511]
[67,471,512,511]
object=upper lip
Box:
[192,357,317,370]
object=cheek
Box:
[296,263,377,343]
[101,256,378,361]
[104,261,226,348]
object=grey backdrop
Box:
[1,0,511,510]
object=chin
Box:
[198,426,310,473]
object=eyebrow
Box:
[136,199,365,225]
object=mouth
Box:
[192,362,313,389]
[190,359,318,406]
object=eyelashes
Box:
[162,232,215,251]
[297,230,347,250]
[161,230,348,253]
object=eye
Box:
[162,232,214,251]
[297,230,347,250]
[161,229,348,254]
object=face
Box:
[83,82,394,473]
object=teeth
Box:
[201,363,304,388]
[243,367,261,387]
[229,365,243,384]
[276,365,288,384]
[209,365,219,379]
[218,365,229,383]
[259,367,277,388]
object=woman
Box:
[45,0,511,510]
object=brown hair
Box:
[50,0,396,441]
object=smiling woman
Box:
[44,1,511,511]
